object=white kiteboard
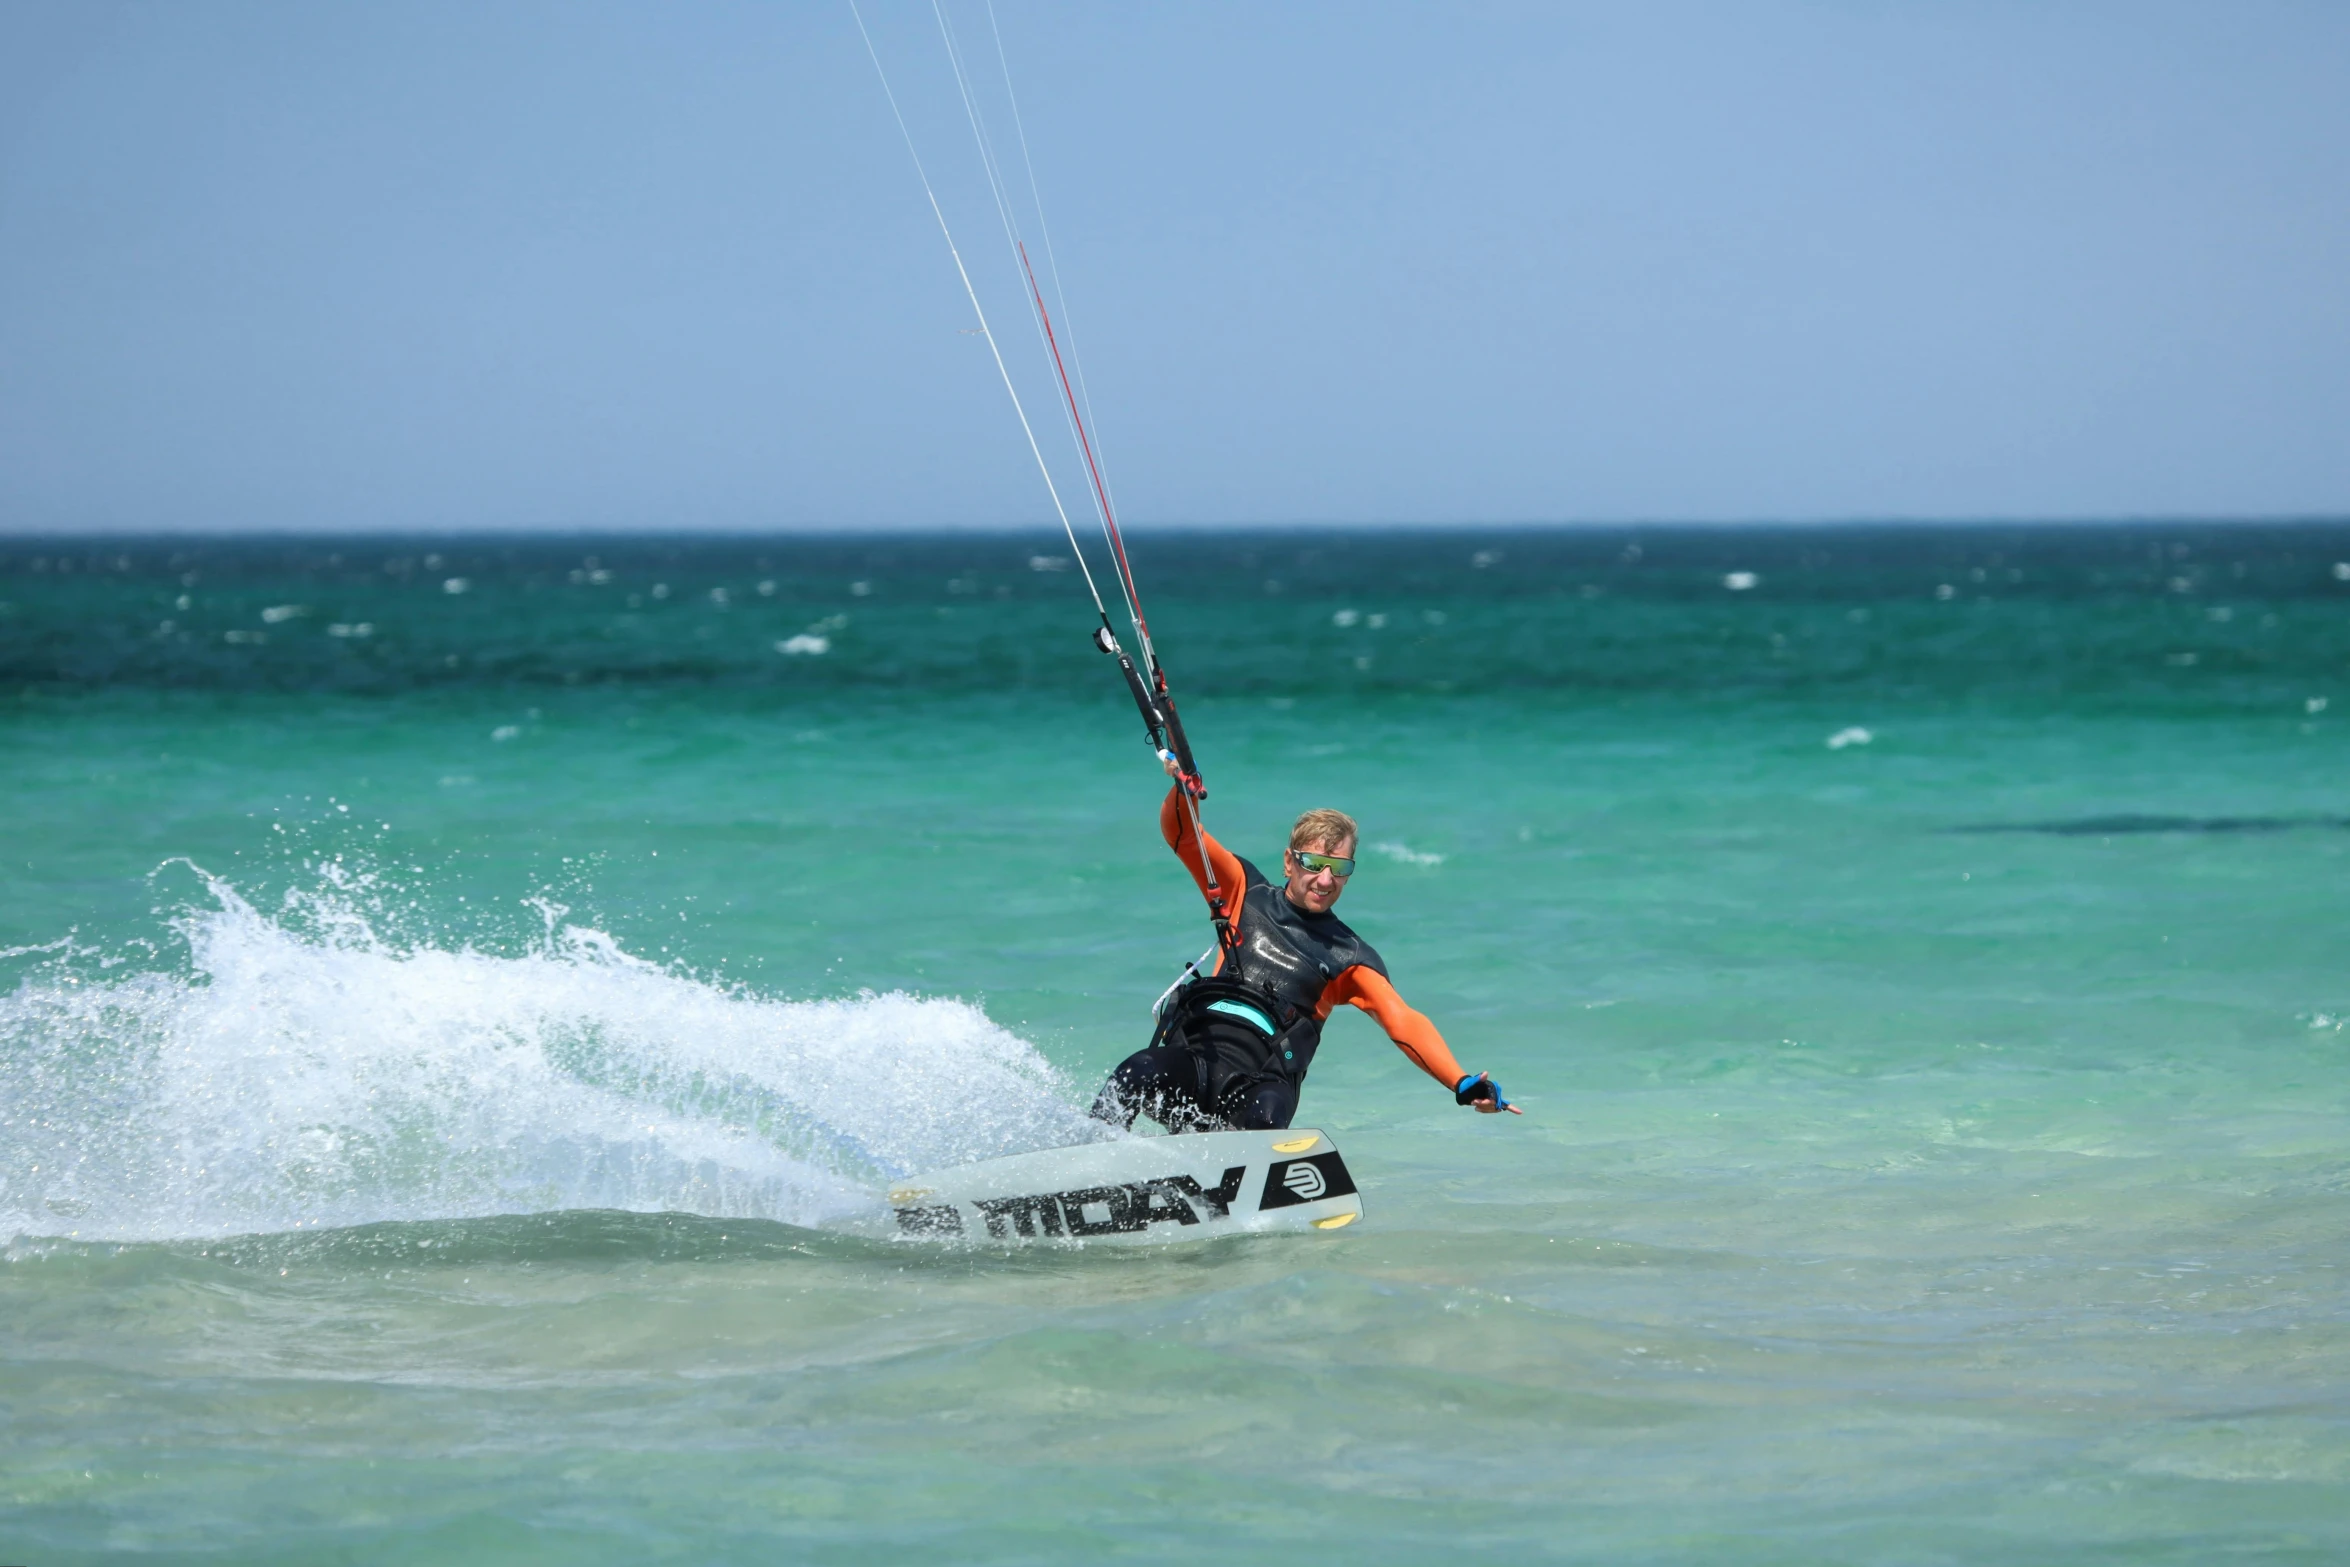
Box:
[882,1128,1362,1245]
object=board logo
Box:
[1258,1151,1358,1211]
[897,1166,1250,1239]
[894,1203,964,1236]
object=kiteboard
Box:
[884,1128,1361,1246]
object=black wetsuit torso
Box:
[1094,856,1387,1131]
[1199,855,1386,1091]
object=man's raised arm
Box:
[1160,782,1245,908]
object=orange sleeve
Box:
[1160,784,1246,919]
[1318,966,1466,1091]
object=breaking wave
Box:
[0,863,1101,1242]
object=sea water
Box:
[3,526,2347,1562]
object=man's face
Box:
[1282,836,1356,915]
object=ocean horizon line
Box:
[5,513,2349,545]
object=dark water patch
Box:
[1954,814,2350,837]
[5,1210,844,1273]
[4,1210,1310,1279]
[7,523,2350,707]
[12,520,2350,602]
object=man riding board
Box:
[1089,756,1521,1132]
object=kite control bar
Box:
[1094,619,1231,955]
[1093,623,1205,800]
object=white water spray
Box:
[1,864,1101,1242]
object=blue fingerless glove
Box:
[1454,1072,1509,1109]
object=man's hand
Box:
[1158,748,1208,801]
[1455,1072,1522,1115]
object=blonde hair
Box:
[1289,808,1359,854]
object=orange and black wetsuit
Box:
[1089,785,1469,1132]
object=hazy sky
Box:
[3,2,2346,532]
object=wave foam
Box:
[1,865,1101,1241]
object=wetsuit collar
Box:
[1280,886,1337,917]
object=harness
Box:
[1147,972,1318,1099]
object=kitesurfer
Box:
[1089,757,1521,1132]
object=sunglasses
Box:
[1289,849,1355,879]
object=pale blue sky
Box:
[3,2,2346,532]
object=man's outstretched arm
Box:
[1324,967,1521,1114]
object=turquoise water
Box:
[5,526,2350,1561]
